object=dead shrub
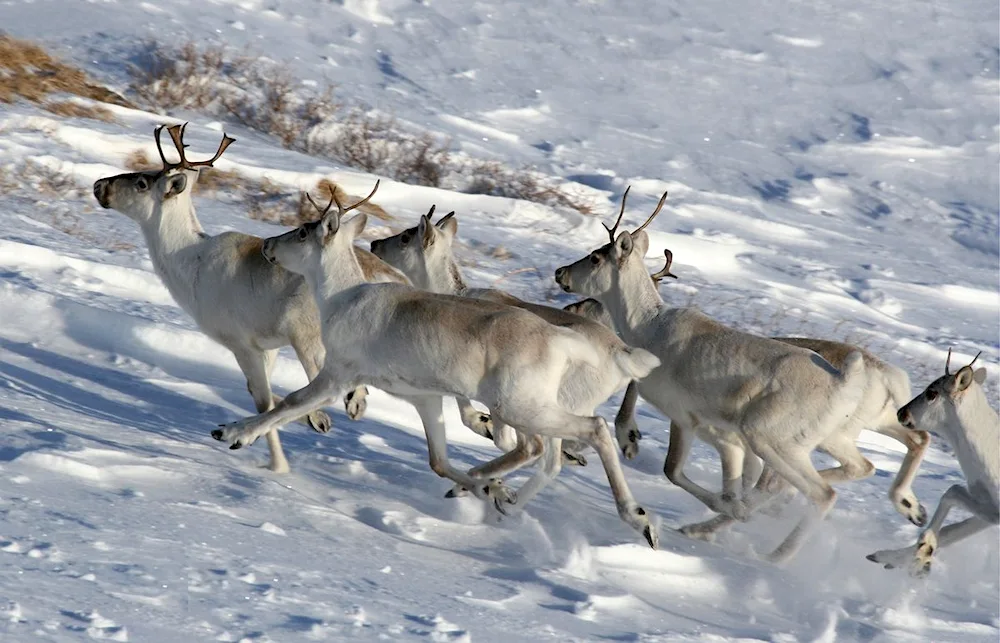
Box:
[45,99,116,123]
[313,178,392,221]
[460,160,596,215]
[124,148,156,172]
[0,34,131,108]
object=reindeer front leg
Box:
[213,372,340,450]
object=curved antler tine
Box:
[945,347,953,375]
[153,124,176,168]
[633,191,669,235]
[969,351,983,368]
[603,185,631,243]
[305,192,334,217]
[188,133,236,168]
[425,204,437,220]
[166,123,189,167]
[651,248,679,284]
[342,179,380,215]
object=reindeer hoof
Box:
[230,441,243,450]
[445,486,469,499]
[643,525,658,550]
[307,410,332,433]
[346,397,366,421]
[564,451,587,466]
[211,429,224,441]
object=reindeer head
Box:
[369,206,457,289]
[554,187,669,298]
[92,123,234,223]
[897,349,987,432]
[261,181,379,276]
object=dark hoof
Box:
[229,441,243,450]
[865,553,878,563]
[211,429,224,441]
[563,451,587,467]
[630,429,641,441]
[913,505,928,527]
[643,525,658,549]
[445,487,467,498]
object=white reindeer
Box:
[868,350,998,577]
[92,124,407,473]
[566,268,930,540]
[369,207,633,467]
[554,188,871,563]
[211,184,662,547]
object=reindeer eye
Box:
[298,227,309,241]
[400,233,410,245]
[926,389,938,401]
[136,177,149,191]
[590,253,601,265]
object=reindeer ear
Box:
[615,230,634,260]
[630,230,650,259]
[163,173,187,199]
[341,213,368,240]
[436,212,458,237]
[319,210,340,242]
[973,367,987,385]
[954,366,977,393]
[418,214,436,248]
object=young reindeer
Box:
[868,351,998,577]
[566,252,930,539]
[211,183,662,548]
[555,189,870,563]
[93,124,407,473]
[369,207,635,465]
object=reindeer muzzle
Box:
[93,179,111,209]
[261,239,278,265]
[554,266,571,292]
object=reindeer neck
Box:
[424,254,468,295]
[312,243,368,304]
[953,385,999,443]
[139,191,207,289]
[605,263,663,335]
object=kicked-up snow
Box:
[0,0,998,640]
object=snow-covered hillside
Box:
[0,0,998,641]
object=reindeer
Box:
[867,351,998,577]
[369,206,640,468]
[565,253,929,540]
[92,124,407,473]
[554,188,872,563]
[211,183,662,547]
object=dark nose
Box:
[93,179,111,208]
[897,407,914,429]
[554,266,570,290]
[370,238,383,254]
[262,239,277,265]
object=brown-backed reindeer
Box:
[868,351,998,577]
[555,189,871,563]
[92,124,406,473]
[565,253,930,541]
[211,183,662,547]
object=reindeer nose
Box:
[261,239,277,264]
[93,179,111,208]
[897,407,914,429]
[554,266,570,289]
[370,238,383,255]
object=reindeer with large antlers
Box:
[555,188,875,563]
[566,249,930,541]
[93,124,407,472]
[211,182,663,548]
[868,350,998,577]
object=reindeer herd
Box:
[91,124,998,578]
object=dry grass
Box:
[0,34,131,118]
[45,100,117,123]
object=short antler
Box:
[945,348,953,375]
[603,186,631,243]
[155,122,235,171]
[331,180,380,217]
[968,351,983,368]
[633,191,668,235]
[425,204,437,220]
[305,192,337,217]
[650,249,678,284]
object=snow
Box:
[1,0,998,640]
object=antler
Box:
[154,122,235,171]
[603,186,630,243]
[331,180,380,216]
[633,191,669,235]
[650,249,678,284]
[425,204,437,220]
[304,192,336,217]
[968,351,983,368]
[945,348,953,375]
